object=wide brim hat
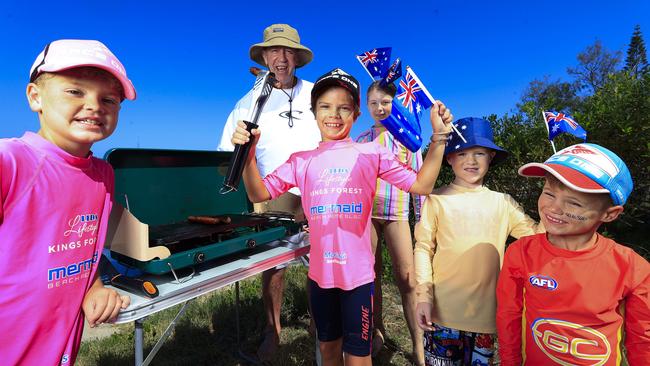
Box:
[444,117,508,165]
[29,39,136,100]
[519,143,633,205]
[250,24,313,68]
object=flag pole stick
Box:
[408,66,467,143]
[356,54,378,81]
[541,110,557,154]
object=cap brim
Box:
[249,39,313,68]
[518,162,609,194]
[312,78,360,108]
[443,137,509,166]
[39,63,137,100]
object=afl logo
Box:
[529,275,558,290]
[532,319,610,365]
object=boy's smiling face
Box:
[27,67,122,157]
[446,146,495,188]
[314,86,359,142]
[538,175,622,248]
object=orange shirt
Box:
[497,233,650,366]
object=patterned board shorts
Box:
[423,323,495,366]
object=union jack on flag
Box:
[359,50,378,65]
[395,68,433,114]
[545,112,578,129]
[356,47,392,79]
[544,111,587,141]
[397,73,422,113]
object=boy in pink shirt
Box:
[0,39,136,365]
[231,68,453,366]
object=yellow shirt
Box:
[414,183,541,333]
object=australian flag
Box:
[544,111,587,141]
[381,58,403,86]
[382,99,423,152]
[356,47,392,79]
[396,67,433,115]
[381,67,437,152]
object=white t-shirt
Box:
[218,78,321,195]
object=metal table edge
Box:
[113,244,309,323]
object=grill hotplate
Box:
[150,214,270,247]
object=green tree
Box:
[567,40,621,94]
[484,113,549,220]
[575,71,650,255]
[517,77,581,123]
[624,25,649,78]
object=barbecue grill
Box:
[104,148,302,275]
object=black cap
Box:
[311,68,361,110]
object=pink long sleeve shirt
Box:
[263,138,416,290]
[0,132,114,366]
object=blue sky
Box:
[1,0,648,158]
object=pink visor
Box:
[29,39,136,100]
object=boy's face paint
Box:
[446,146,495,189]
[315,87,358,142]
[538,177,615,246]
[565,212,588,221]
[27,68,122,157]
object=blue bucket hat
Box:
[444,117,508,165]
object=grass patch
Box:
[78,265,414,365]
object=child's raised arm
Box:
[230,120,272,203]
[409,101,453,195]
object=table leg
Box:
[235,281,240,345]
[135,318,144,366]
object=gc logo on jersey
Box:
[529,274,558,290]
[532,318,610,365]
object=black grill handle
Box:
[222,121,258,192]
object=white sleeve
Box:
[217,109,237,152]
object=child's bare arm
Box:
[414,197,438,331]
[507,194,545,237]
[82,276,130,327]
[409,101,453,194]
[230,121,271,203]
[623,262,650,364]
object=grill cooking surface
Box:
[150,214,271,247]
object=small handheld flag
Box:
[381,99,424,152]
[544,111,587,141]
[380,58,402,86]
[356,47,392,80]
[356,50,466,150]
[402,67,467,144]
[396,67,431,114]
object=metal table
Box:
[110,232,309,366]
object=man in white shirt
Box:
[217,23,321,362]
